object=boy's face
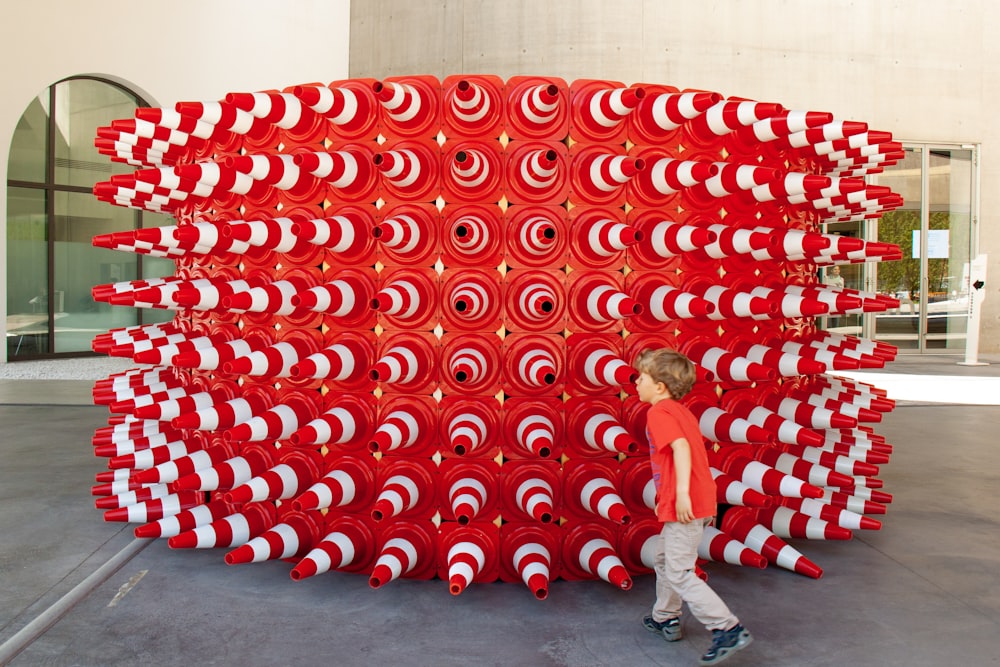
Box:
[635,371,668,404]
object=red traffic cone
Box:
[561,521,633,590]
[753,446,856,488]
[374,203,439,266]
[369,332,438,393]
[721,398,825,448]
[698,525,768,569]
[293,148,378,202]
[685,399,771,445]
[170,391,271,431]
[681,340,777,384]
[441,204,504,267]
[103,492,202,523]
[500,523,559,600]
[107,437,204,471]
[504,141,568,205]
[724,340,827,378]
[720,509,823,578]
[95,483,173,510]
[442,142,504,203]
[568,208,642,268]
[290,333,374,383]
[134,498,235,539]
[168,502,277,549]
[442,76,504,138]
[225,509,324,565]
[753,506,853,541]
[570,146,645,206]
[567,334,637,394]
[505,77,568,140]
[130,442,236,486]
[502,334,564,395]
[369,395,437,455]
[223,335,317,378]
[440,396,500,458]
[220,275,315,316]
[292,270,376,324]
[225,450,322,504]
[439,459,500,525]
[372,77,439,139]
[289,208,373,258]
[131,388,234,421]
[566,397,639,456]
[171,443,276,492]
[563,459,631,524]
[684,281,778,320]
[223,393,317,442]
[291,81,378,140]
[717,451,825,499]
[370,457,437,522]
[504,206,567,269]
[568,271,641,332]
[501,460,560,523]
[711,468,774,508]
[290,514,376,580]
[627,274,715,330]
[684,98,784,142]
[632,90,722,142]
[292,453,377,513]
[756,393,858,430]
[288,393,374,447]
[440,333,502,396]
[503,270,566,333]
[171,336,269,371]
[368,520,438,588]
[570,81,645,144]
[372,268,438,330]
[374,141,439,202]
[501,397,563,460]
[779,496,882,531]
[439,522,500,595]
[629,153,719,208]
[440,269,503,332]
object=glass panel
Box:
[6,187,49,358]
[53,79,137,188]
[925,148,973,351]
[53,190,138,353]
[138,211,179,326]
[818,220,864,336]
[8,92,49,183]
[870,148,922,351]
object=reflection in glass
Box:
[6,188,49,357]
[8,93,49,183]
[54,79,136,188]
[53,191,139,353]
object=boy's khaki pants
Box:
[651,518,739,631]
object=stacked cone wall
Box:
[87,74,902,595]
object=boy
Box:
[634,348,752,666]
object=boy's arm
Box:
[670,437,694,523]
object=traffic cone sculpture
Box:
[90,74,903,594]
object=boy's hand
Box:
[675,493,694,524]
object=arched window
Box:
[6,76,174,359]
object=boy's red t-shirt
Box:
[646,399,718,522]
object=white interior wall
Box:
[0,0,352,361]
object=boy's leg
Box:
[651,521,683,622]
[662,518,739,632]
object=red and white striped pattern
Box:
[226,455,318,504]
[371,471,425,522]
[368,523,435,589]
[224,398,316,442]
[445,407,489,456]
[446,469,492,524]
[687,401,770,444]
[698,525,768,569]
[444,528,491,595]
[225,514,319,564]
[171,447,274,492]
[292,457,373,512]
[753,506,852,541]
[575,404,637,455]
[721,510,822,578]
[569,534,633,590]
[290,517,373,581]
[291,337,372,381]
[567,467,630,524]
[293,275,373,318]
[167,505,275,549]
[289,398,369,447]
[719,454,824,499]
[290,212,371,253]
[223,338,313,378]
[370,404,431,453]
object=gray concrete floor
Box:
[1,358,999,666]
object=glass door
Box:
[849,144,976,353]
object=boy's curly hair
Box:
[633,348,697,399]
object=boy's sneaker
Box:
[642,615,682,642]
[699,624,752,665]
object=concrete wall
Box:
[0,0,352,361]
[349,0,1000,353]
